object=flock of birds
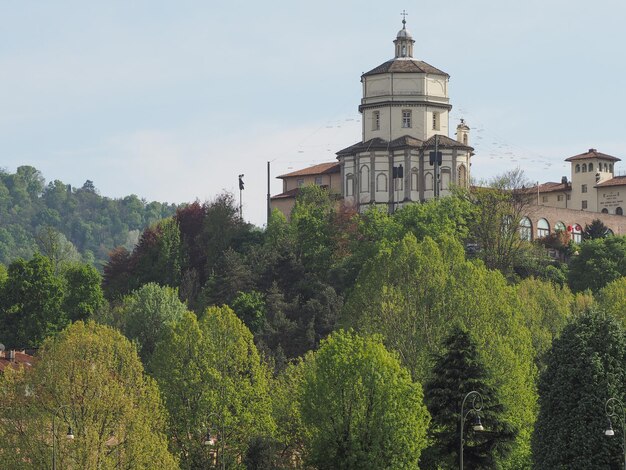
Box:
[274,109,569,180]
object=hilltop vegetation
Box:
[0,165,177,267]
[1,183,626,469]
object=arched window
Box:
[607,228,615,236]
[554,221,566,232]
[617,207,624,216]
[360,165,370,193]
[376,173,387,192]
[571,223,582,243]
[411,168,419,191]
[588,163,593,171]
[601,208,609,214]
[441,168,451,190]
[582,163,587,172]
[537,218,550,238]
[458,164,467,187]
[519,217,533,241]
[425,172,433,191]
[575,164,580,173]
[345,174,354,197]
[463,134,468,145]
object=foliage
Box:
[466,169,535,275]
[582,218,611,240]
[532,311,626,469]
[230,290,266,334]
[117,283,189,364]
[61,262,106,323]
[0,254,65,347]
[150,306,274,469]
[0,321,178,469]
[0,166,177,268]
[300,330,430,469]
[423,327,517,469]
[568,236,626,292]
[342,234,537,467]
[515,277,573,371]
[597,277,626,327]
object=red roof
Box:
[565,148,621,162]
[0,350,35,373]
[536,182,571,194]
[595,176,626,188]
[270,188,300,200]
[277,162,339,179]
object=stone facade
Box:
[336,19,473,213]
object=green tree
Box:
[61,262,106,323]
[532,311,626,469]
[423,327,517,469]
[597,277,626,326]
[300,330,430,469]
[0,253,66,348]
[568,236,626,292]
[118,283,189,364]
[466,169,534,275]
[290,185,337,276]
[582,218,610,240]
[230,290,266,334]
[0,321,178,469]
[150,306,274,469]
[343,234,537,467]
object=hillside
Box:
[0,165,177,268]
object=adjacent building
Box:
[270,162,341,218]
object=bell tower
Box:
[394,11,414,58]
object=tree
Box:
[118,283,189,364]
[466,169,534,274]
[597,277,626,327]
[532,311,626,469]
[568,236,626,292]
[150,306,274,469]
[61,263,105,323]
[300,330,430,469]
[423,327,516,469]
[0,321,178,469]
[290,185,337,276]
[342,234,537,467]
[0,253,66,348]
[582,218,610,240]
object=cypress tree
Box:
[532,312,626,469]
[423,326,516,469]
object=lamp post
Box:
[605,397,626,470]
[52,404,74,470]
[204,412,226,470]
[460,390,484,470]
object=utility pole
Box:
[238,174,244,220]
[266,162,271,225]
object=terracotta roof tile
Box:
[595,176,626,188]
[565,148,621,162]
[277,162,339,179]
[422,134,473,150]
[363,59,449,77]
[270,188,300,200]
[0,351,35,373]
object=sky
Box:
[2,0,626,227]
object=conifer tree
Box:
[423,327,516,469]
[532,311,626,469]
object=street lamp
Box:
[605,397,626,470]
[52,404,75,470]
[204,412,225,470]
[460,390,485,470]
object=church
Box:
[271,17,473,215]
[336,17,472,212]
[270,18,626,237]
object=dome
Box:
[397,27,413,39]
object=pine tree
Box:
[582,218,610,240]
[423,327,517,469]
